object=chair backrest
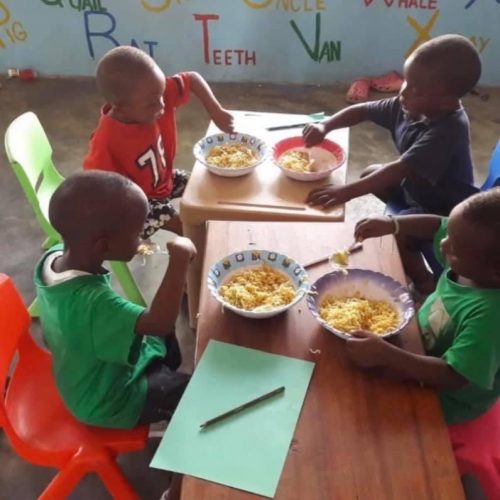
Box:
[481,140,500,191]
[4,112,64,242]
[0,274,31,426]
[0,274,73,463]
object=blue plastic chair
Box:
[386,139,500,279]
[481,140,500,190]
[4,112,147,315]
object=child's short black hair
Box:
[96,46,159,104]
[49,170,146,243]
[412,34,481,98]
[461,187,500,262]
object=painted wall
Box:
[0,0,498,84]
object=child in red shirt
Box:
[84,46,234,238]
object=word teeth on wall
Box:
[194,14,257,66]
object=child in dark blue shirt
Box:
[304,34,481,294]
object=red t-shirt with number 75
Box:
[83,72,190,199]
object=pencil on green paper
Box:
[199,386,285,430]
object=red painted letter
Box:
[193,14,219,64]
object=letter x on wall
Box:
[406,9,440,58]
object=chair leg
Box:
[42,235,60,251]
[28,297,40,318]
[40,454,138,500]
[96,457,139,500]
[38,461,87,500]
[109,261,147,307]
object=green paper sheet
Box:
[150,340,315,498]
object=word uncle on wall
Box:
[0,0,498,84]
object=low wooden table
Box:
[180,111,349,327]
[181,221,463,500]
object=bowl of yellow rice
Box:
[307,269,414,339]
[207,249,310,319]
[194,132,268,177]
[272,136,346,181]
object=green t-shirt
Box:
[418,219,500,425]
[34,247,166,429]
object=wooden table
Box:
[180,111,349,326]
[181,221,463,500]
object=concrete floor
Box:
[0,77,498,499]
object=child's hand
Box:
[306,185,351,208]
[345,330,390,369]
[354,216,395,241]
[302,123,326,148]
[212,108,235,133]
[303,123,326,147]
[167,236,197,262]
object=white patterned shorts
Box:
[142,170,190,239]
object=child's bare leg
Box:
[159,473,183,500]
[396,234,435,295]
[161,214,183,236]
[166,473,182,500]
[160,170,189,237]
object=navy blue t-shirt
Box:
[366,97,478,215]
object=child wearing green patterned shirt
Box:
[34,171,196,430]
[348,188,500,426]
[348,188,500,497]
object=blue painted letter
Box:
[84,10,119,59]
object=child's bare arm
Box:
[135,236,196,336]
[189,71,234,133]
[355,214,443,242]
[307,159,408,208]
[346,331,467,390]
[303,104,370,147]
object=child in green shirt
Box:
[349,188,500,497]
[34,170,196,429]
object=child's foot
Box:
[159,473,182,500]
[148,419,169,439]
[369,71,404,93]
[159,488,170,500]
[345,78,370,104]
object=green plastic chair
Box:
[4,112,146,315]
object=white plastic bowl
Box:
[207,249,310,319]
[193,132,268,177]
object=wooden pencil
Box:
[200,386,285,430]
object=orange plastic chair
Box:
[0,274,148,499]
